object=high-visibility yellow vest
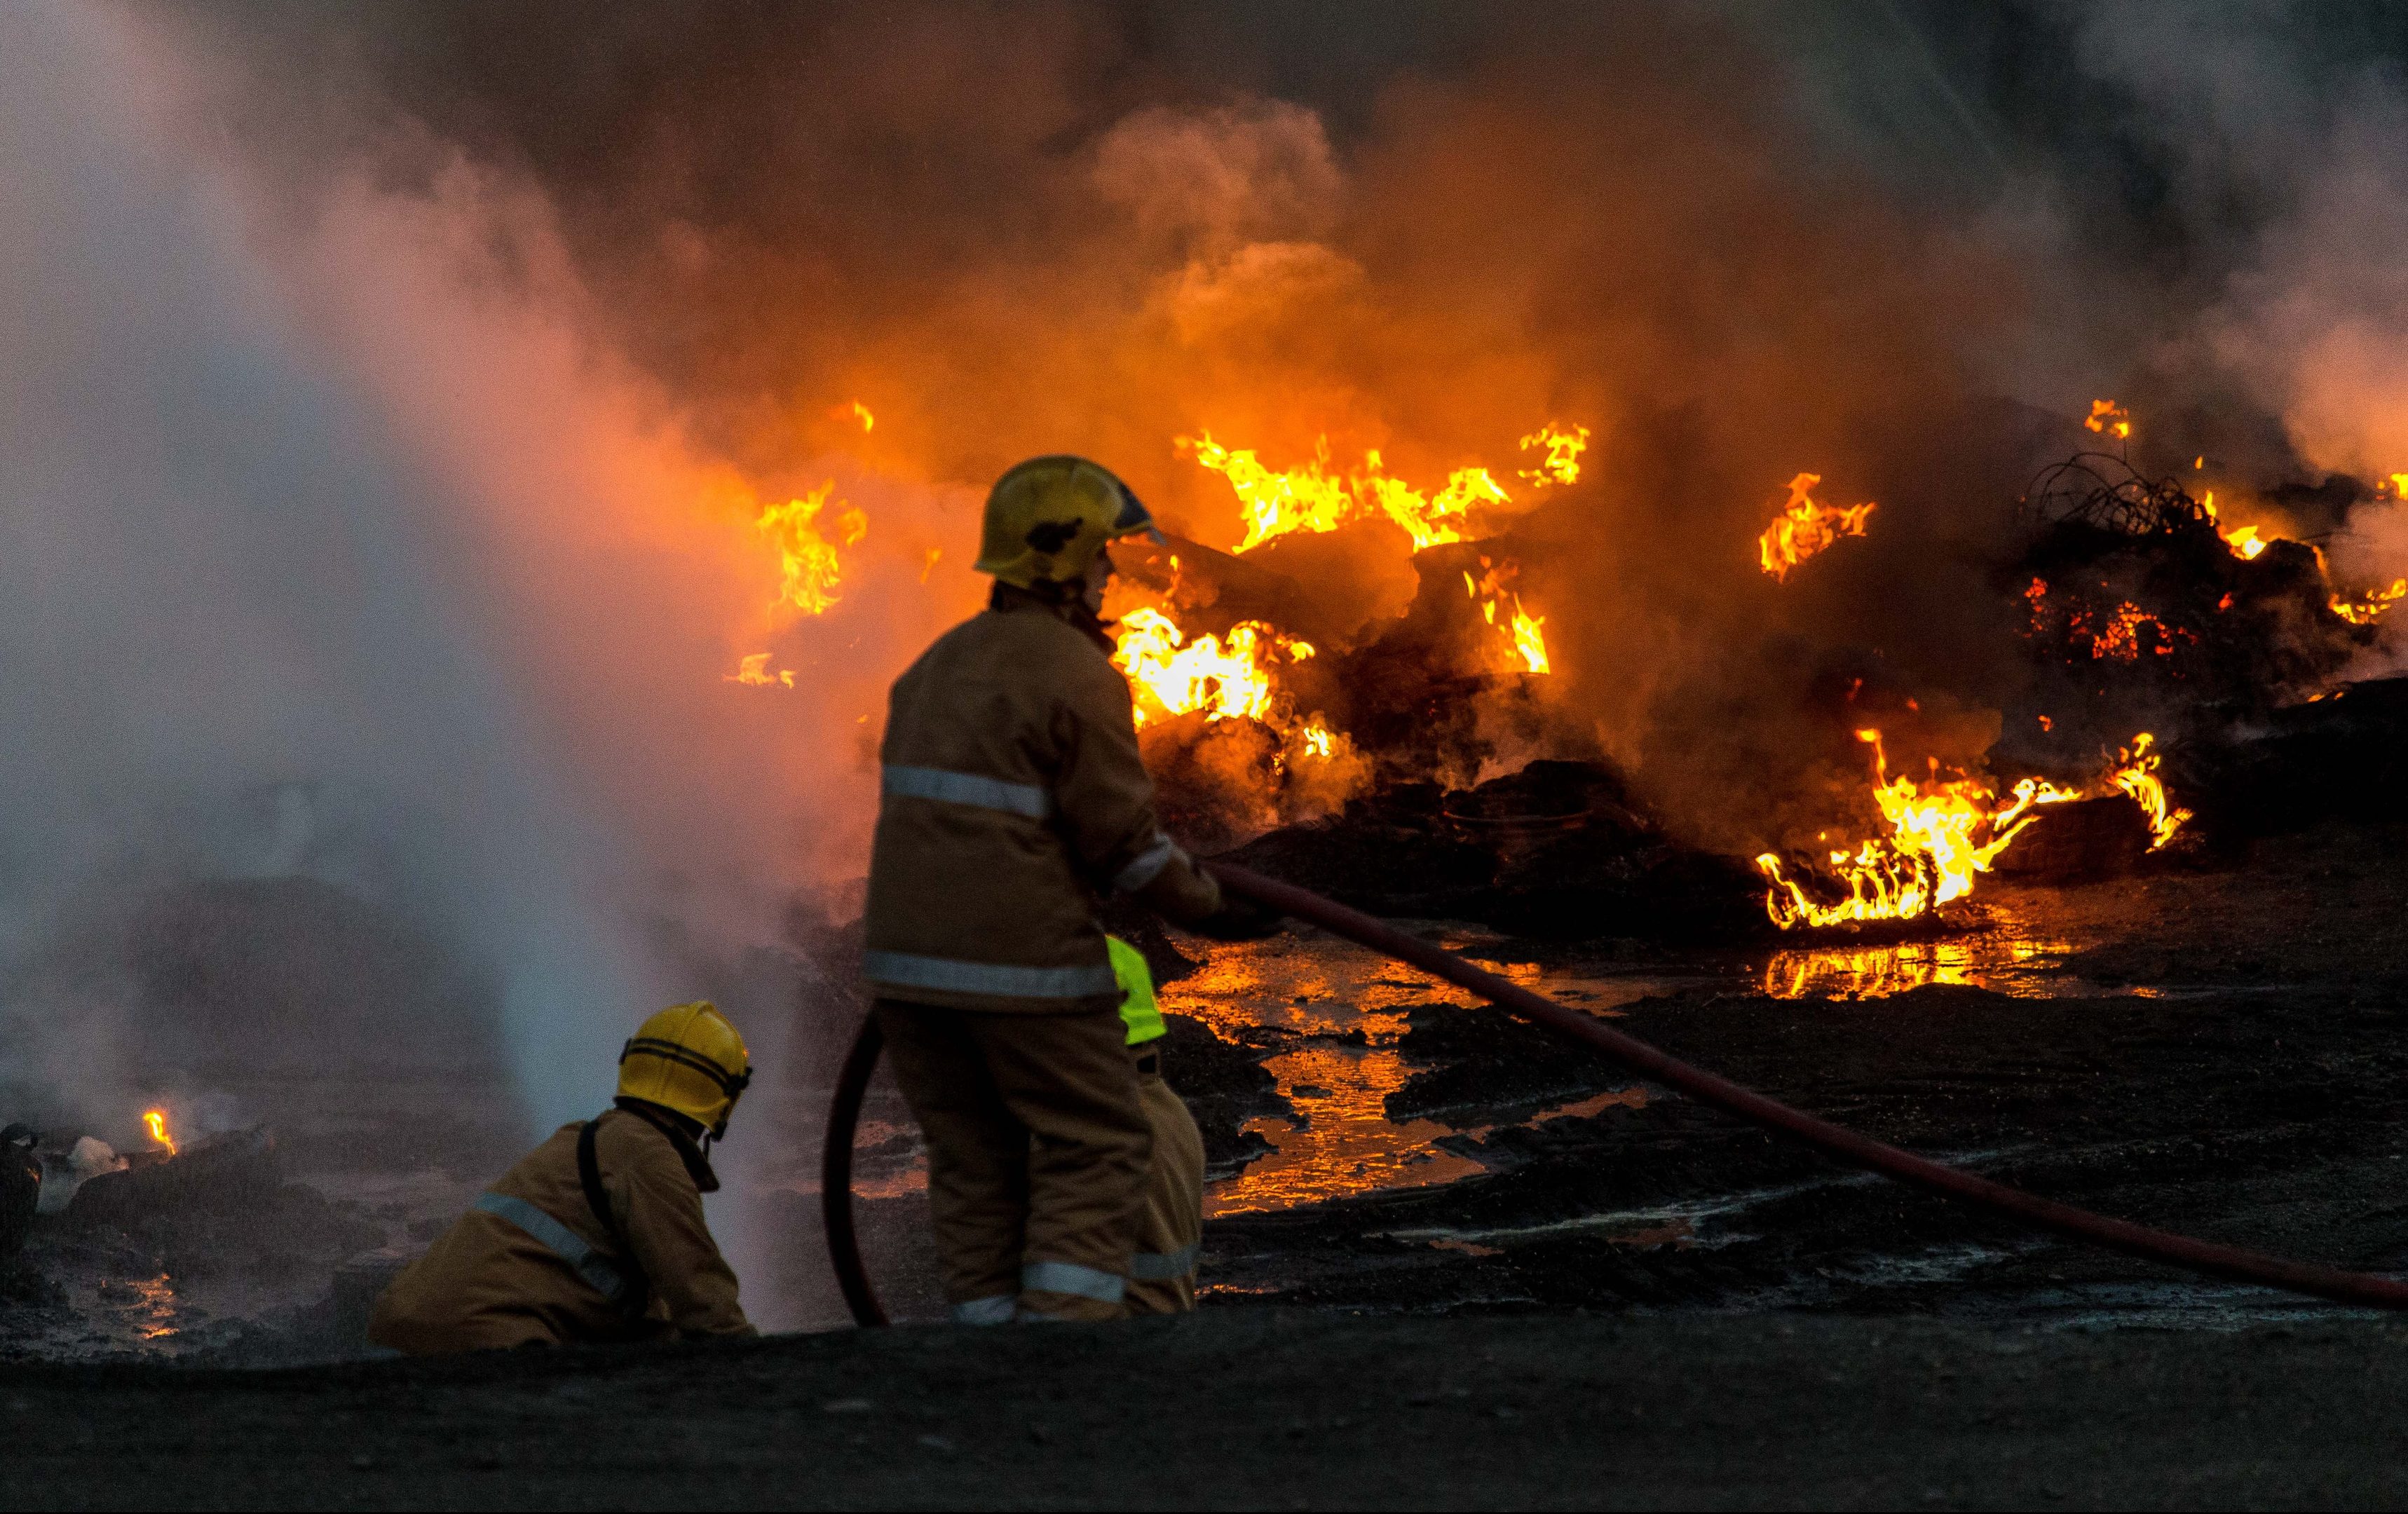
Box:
[1107,936,1164,1047]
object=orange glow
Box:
[725,652,795,688]
[142,1110,176,1157]
[2083,399,2132,440]
[1757,472,1876,582]
[757,482,866,615]
[2107,732,2191,851]
[1516,421,1590,486]
[1113,606,1313,728]
[840,400,875,433]
[2331,578,2408,626]
[2086,601,2180,661]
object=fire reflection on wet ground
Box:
[1758,918,2074,1000]
[1169,929,1679,1218]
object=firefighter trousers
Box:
[875,998,1151,1322]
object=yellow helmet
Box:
[618,1002,752,1139]
[974,455,1163,589]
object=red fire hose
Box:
[821,860,2408,1326]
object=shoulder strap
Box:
[578,1114,652,1316]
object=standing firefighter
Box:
[867,455,1271,1323]
[369,1002,756,1353]
[1110,936,1205,1314]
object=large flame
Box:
[1113,606,1314,728]
[1754,728,2182,930]
[142,1109,176,1157]
[1757,472,1877,582]
[1179,423,1583,554]
[756,482,866,615]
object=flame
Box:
[1462,560,1550,674]
[838,400,875,433]
[142,1110,176,1157]
[2084,399,2132,440]
[1113,606,1313,728]
[1753,723,2191,931]
[1516,421,1590,486]
[758,482,866,615]
[2331,578,2408,626]
[2107,732,2191,850]
[2220,524,2268,560]
[1180,426,1577,554]
[725,652,795,688]
[1757,472,1876,582]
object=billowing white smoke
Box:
[0,1,945,1167]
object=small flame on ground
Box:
[726,652,795,688]
[1757,472,1876,582]
[2084,399,2132,440]
[1754,728,2186,930]
[757,482,866,615]
[2107,732,2191,850]
[142,1110,175,1157]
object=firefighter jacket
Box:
[367,1105,752,1353]
[865,591,1223,1014]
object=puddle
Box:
[1757,920,2079,1000]
[1169,930,1683,1217]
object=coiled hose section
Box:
[822,860,2408,1327]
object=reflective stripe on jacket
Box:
[865,594,1221,1014]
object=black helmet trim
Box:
[1111,482,1166,544]
[620,1036,753,1098]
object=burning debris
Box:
[1756,472,1877,582]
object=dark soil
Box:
[8,1310,2408,1509]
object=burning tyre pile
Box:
[1098,419,2408,1325]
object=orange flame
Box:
[1179,427,1574,554]
[2084,399,2132,440]
[758,482,866,615]
[1516,421,1590,486]
[1757,472,1876,582]
[1462,561,1551,674]
[838,400,875,433]
[2106,732,2191,850]
[725,652,795,688]
[2331,578,2408,626]
[1113,606,1314,728]
[142,1110,176,1157]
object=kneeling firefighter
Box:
[369,1002,757,1353]
[866,455,1274,1323]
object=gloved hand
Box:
[1184,894,1286,941]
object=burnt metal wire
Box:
[2020,451,2212,537]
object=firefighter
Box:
[1109,937,1205,1314]
[866,454,1275,1323]
[368,1002,756,1353]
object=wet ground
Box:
[8,819,2408,1367]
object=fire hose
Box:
[822,860,2408,1327]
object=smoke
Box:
[15,0,2408,1326]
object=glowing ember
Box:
[142,1110,175,1157]
[1757,472,1876,582]
[2107,732,2191,850]
[1517,421,1590,486]
[2330,578,2408,626]
[2084,399,2132,440]
[725,652,795,688]
[1113,606,1314,727]
[2085,601,2184,661]
[758,483,866,615]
